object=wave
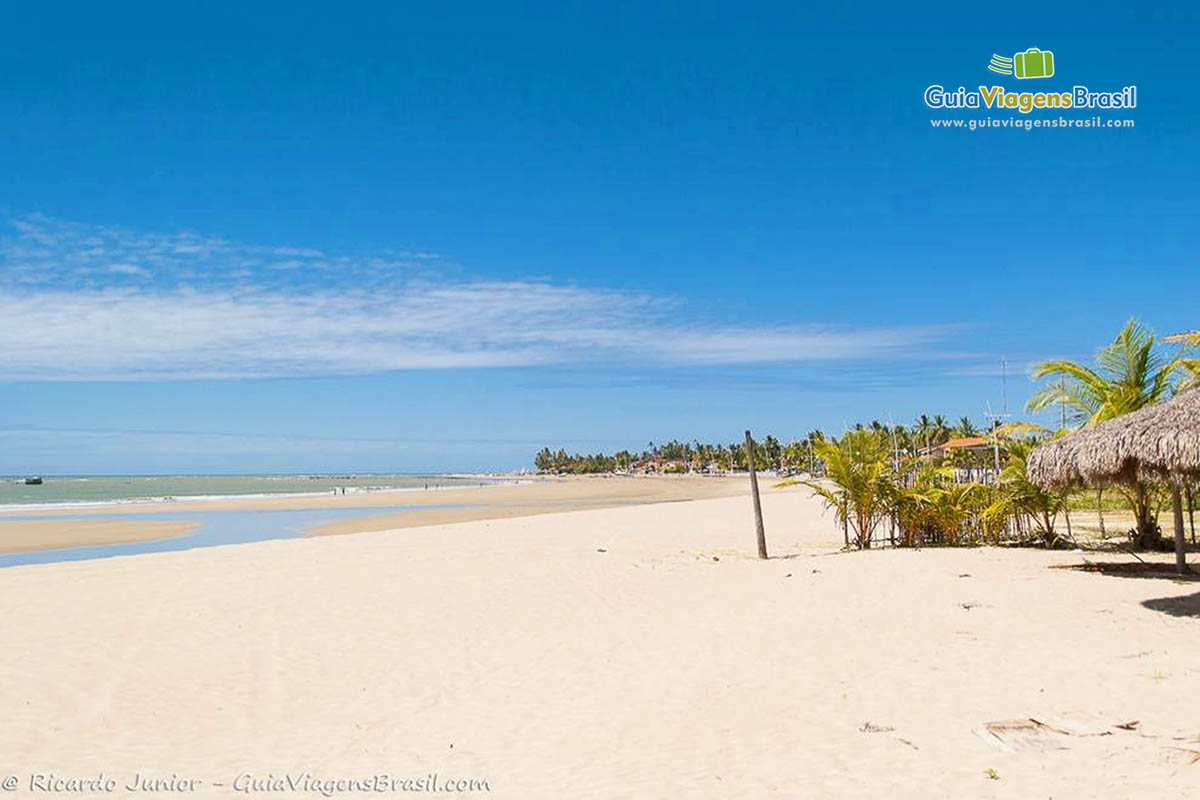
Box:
[0,477,532,512]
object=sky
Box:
[0,3,1197,473]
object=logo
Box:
[989,48,1055,79]
[988,54,1013,75]
[924,46,1136,115]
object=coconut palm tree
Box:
[932,415,950,445]
[889,461,993,546]
[801,429,895,549]
[1028,319,1186,424]
[1163,330,1200,389]
[1027,319,1189,546]
[914,414,933,452]
[984,437,1065,547]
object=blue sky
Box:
[1,3,1197,473]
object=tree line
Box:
[533,414,993,475]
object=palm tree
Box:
[915,414,933,452]
[1027,319,1189,546]
[802,429,894,549]
[931,415,950,445]
[957,416,978,437]
[890,461,990,546]
[1163,330,1200,389]
[805,430,825,475]
[1029,319,1185,423]
[984,438,1065,547]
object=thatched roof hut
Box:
[1028,388,1200,573]
[1027,389,1200,488]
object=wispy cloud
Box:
[942,361,1037,379]
[3,213,441,292]
[0,215,957,381]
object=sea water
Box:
[0,503,468,569]
[0,474,498,508]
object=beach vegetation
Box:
[1027,319,1194,547]
[801,429,895,549]
[891,465,995,547]
[798,425,1081,549]
[982,437,1067,547]
[533,321,1200,553]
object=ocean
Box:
[0,473,501,508]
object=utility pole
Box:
[983,360,1014,535]
[887,413,900,472]
[983,361,1012,474]
[984,404,1007,474]
[745,430,768,559]
[1059,378,1067,431]
[1001,359,1009,418]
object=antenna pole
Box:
[1001,359,1009,415]
[1059,378,1067,430]
[984,364,1011,479]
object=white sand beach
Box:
[0,483,1196,798]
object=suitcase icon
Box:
[1014,48,1054,79]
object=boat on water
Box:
[24,476,43,485]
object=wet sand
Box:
[0,519,197,553]
[305,475,748,536]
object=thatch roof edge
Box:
[1027,389,1200,488]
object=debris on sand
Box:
[978,713,1142,752]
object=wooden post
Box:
[1172,484,1187,575]
[745,430,768,559]
[1188,485,1196,545]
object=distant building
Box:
[922,436,997,484]
[924,436,991,459]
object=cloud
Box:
[0,215,956,381]
[106,263,150,277]
[941,361,1035,378]
[2,214,441,292]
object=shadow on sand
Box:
[1142,591,1200,618]
[1050,562,1200,618]
[1051,561,1200,581]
